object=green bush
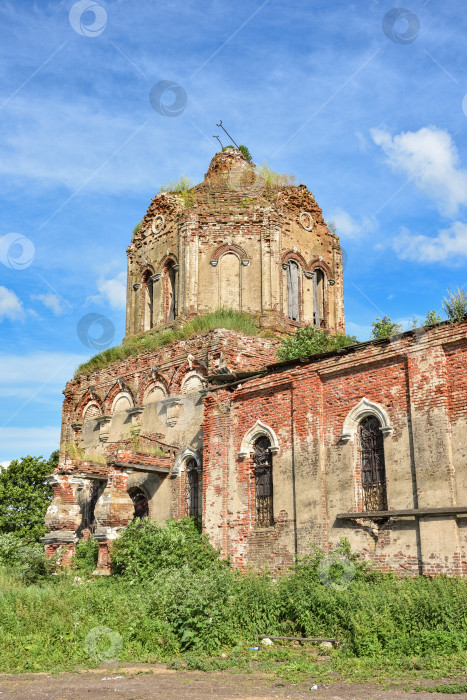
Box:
[277,324,357,362]
[0,533,55,584]
[370,316,403,339]
[73,536,98,574]
[111,517,223,578]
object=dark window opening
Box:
[129,487,149,520]
[286,260,300,321]
[186,459,200,518]
[359,416,387,511]
[83,480,101,533]
[313,269,325,327]
[167,264,177,322]
[253,436,274,527]
[143,271,154,330]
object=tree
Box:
[276,324,357,362]
[370,316,403,340]
[0,454,54,541]
[443,286,467,322]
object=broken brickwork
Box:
[44,149,466,577]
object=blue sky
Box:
[0,0,466,463]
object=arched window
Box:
[286,260,300,321]
[112,393,133,414]
[313,269,325,327]
[359,416,387,511]
[166,263,178,322]
[253,436,274,527]
[185,459,200,518]
[142,270,154,330]
[219,252,241,310]
[129,487,149,520]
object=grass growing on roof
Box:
[74,309,268,377]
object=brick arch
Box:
[137,372,169,405]
[141,265,155,281]
[282,250,307,269]
[307,258,332,277]
[211,243,249,262]
[157,252,178,269]
[104,380,136,412]
[76,388,104,418]
[171,361,207,394]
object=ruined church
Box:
[44,148,467,576]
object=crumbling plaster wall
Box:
[203,320,467,576]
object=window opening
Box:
[185,459,199,518]
[286,260,300,321]
[359,416,387,511]
[253,436,274,527]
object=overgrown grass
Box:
[75,309,268,377]
[1,525,466,676]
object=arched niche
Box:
[112,392,134,414]
[181,372,205,395]
[219,252,241,310]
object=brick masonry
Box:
[44,150,467,577]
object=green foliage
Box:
[443,286,467,323]
[0,534,56,583]
[0,534,467,674]
[258,161,296,188]
[132,220,143,235]
[160,175,194,207]
[238,144,252,160]
[276,325,357,362]
[111,517,223,578]
[75,309,268,376]
[370,315,403,340]
[73,536,98,574]
[222,145,235,151]
[0,454,54,541]
[129,425,140,451]
[65,442,84,460]
[424,309,442,325]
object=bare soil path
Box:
[0,665,465,700]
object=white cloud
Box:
[327,208,375,239]
[0,461,11,471]
[0,286,24,321]
[371,126,467,217]
[31,293,66,316]
[87,271,126,310]
[393,222,467,263]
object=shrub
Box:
[73,536,98,574]
[276,325,357,362]
[424,309,442,325]
[132,220,143,235]
[370,316,403,340]
[258,162,296,188]
[443,286,467,322]
[111,517,223,578]
[238,144,252,160]
[0,533,56,584]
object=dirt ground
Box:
[0,665,465,700]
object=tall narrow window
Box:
[359,416,387,511]
[286,261,300,321]
[186,459,199,518]
[143,271,154,330]
[253,436,274,527]
[167,264,177,322]
[313,269,325,327]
